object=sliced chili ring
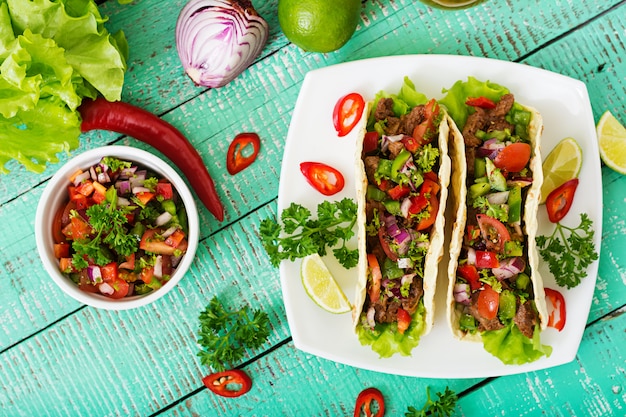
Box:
[202,369,252,398]
[226,132,261,175]
[354,387,385,417]
[300,161,345,196]
[544,288,566,331]
[333,92,365,137]
[545,178,579,223]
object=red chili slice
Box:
[465,96,496,109]
[300,162,345,196]
[545,288,566,331]
[226,132,261,175]
[202,370,252,398]
[354,387,385,417]
[333,92,365,137]
[545,178,579,223]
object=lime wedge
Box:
[300,254,351,314]
[540,137,583,204]
[597,110,626,175]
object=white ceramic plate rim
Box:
[35,146,199,310]
[278,54,602,378]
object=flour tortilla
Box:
[352,105,453,339]
[446,104,548,341]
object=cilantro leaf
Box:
[405,386,458,417]
[197,297,270,372]
[260,198,358,269]
[536,213,598,289]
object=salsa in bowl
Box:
[35,146,199,310]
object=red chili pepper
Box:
[354,387,385,417]
[465,96,497,109]
[333,92,365,137]
[226,132,261,175]
[300,162,345,196]
[79,98,224,222]
[545,178,579,223]
[545,288,566,331]
[202,370,252,398]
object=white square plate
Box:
[278,55,602,378]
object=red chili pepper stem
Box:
[78,98,224,221]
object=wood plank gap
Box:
[515,0,626,63]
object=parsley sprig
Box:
[71,187,138,269]
[197,297,270,372]
[535,213,599,289]
[259,198,359,269]
[406,386,458,417]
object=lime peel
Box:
[301,254,352,314]
[597,110,626,175]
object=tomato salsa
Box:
[52,156,190,299]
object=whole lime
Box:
[278,0,361,53]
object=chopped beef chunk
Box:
[402,105,425,136]
[364,156,379,184]
[375,97,395,120]
[387,141,405,159]
[462,107,487,147]
[514,301,538,338]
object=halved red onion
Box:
[176,0,269,88]
[492,257,526,280]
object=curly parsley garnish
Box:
[535,213,598,289]
[406,386,458,417]
[197,297,270,372]
[71,187,138,269]
[259,198,358,269]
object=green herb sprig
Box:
[535,213,599,289]
[406,386,458,417]
[197,297,270,372]
[71,187,137,269]
[259,198,359,269]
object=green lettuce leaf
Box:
[357,301,426,358]
[481,322,552,365]
[439,76,510,129]
[0,0,127,173]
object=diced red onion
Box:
[394,229,411,246]
[154,255,163,278]
[97,171,110,184]
[118,166,137,179]
[89,166,97,181]
[134,170,147,181]
[492,257,526,280]
[99,282,114,296]
[380,134,404,152]
[162,226,178,238]
[87,265,102,284]
[73,171,91,186]
[467,248,476,265]
[155,211,173,226]
[454,283,471,305]
[117,197,131,206]
[116,180,131,195]
[487,191,510,205]
[132,186,151,194]
[175,0,269,88]
[400,197,412,218]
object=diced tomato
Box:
[457,264,481,291]
[401,135,420,153]
[100,262,119,282]
[476,214,511,253]
[420,178,440,197]
[75,181,95,197]
[363,131,380,155]
[367,254,382,303]
[412,98,440,146]
[477,285,499,320]
[156,182,174,200]
[378,227,398,262]
[92,191,106,204]
[119,253,135,270]
[416,195,438,231]
[68,186,90,210]
[396,308,411,334]
[164,229,186,248]
[493,142,531,173]
[377,179,393,192]
[140,229,187,255]
[408,194,428,215]
[140,266,155,284]
[465,224,481,245]
[78,271,99,293]
[54,243,70,259]
[52,204,69,244]
[423,170,438,182]
[104,278,130,299]
[59,257,76,274]
[62,216,92,240]
[387,184,410,200]
[475,250,500,269]
[136,191,155,205]
[465,96,496,109]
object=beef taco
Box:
[441,77,552,365]
[352,77,451,357]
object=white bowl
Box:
[35,146,199,310]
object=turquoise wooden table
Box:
[1,0,625,415]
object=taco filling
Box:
[353,77,450,358]
[443,78,551,365]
